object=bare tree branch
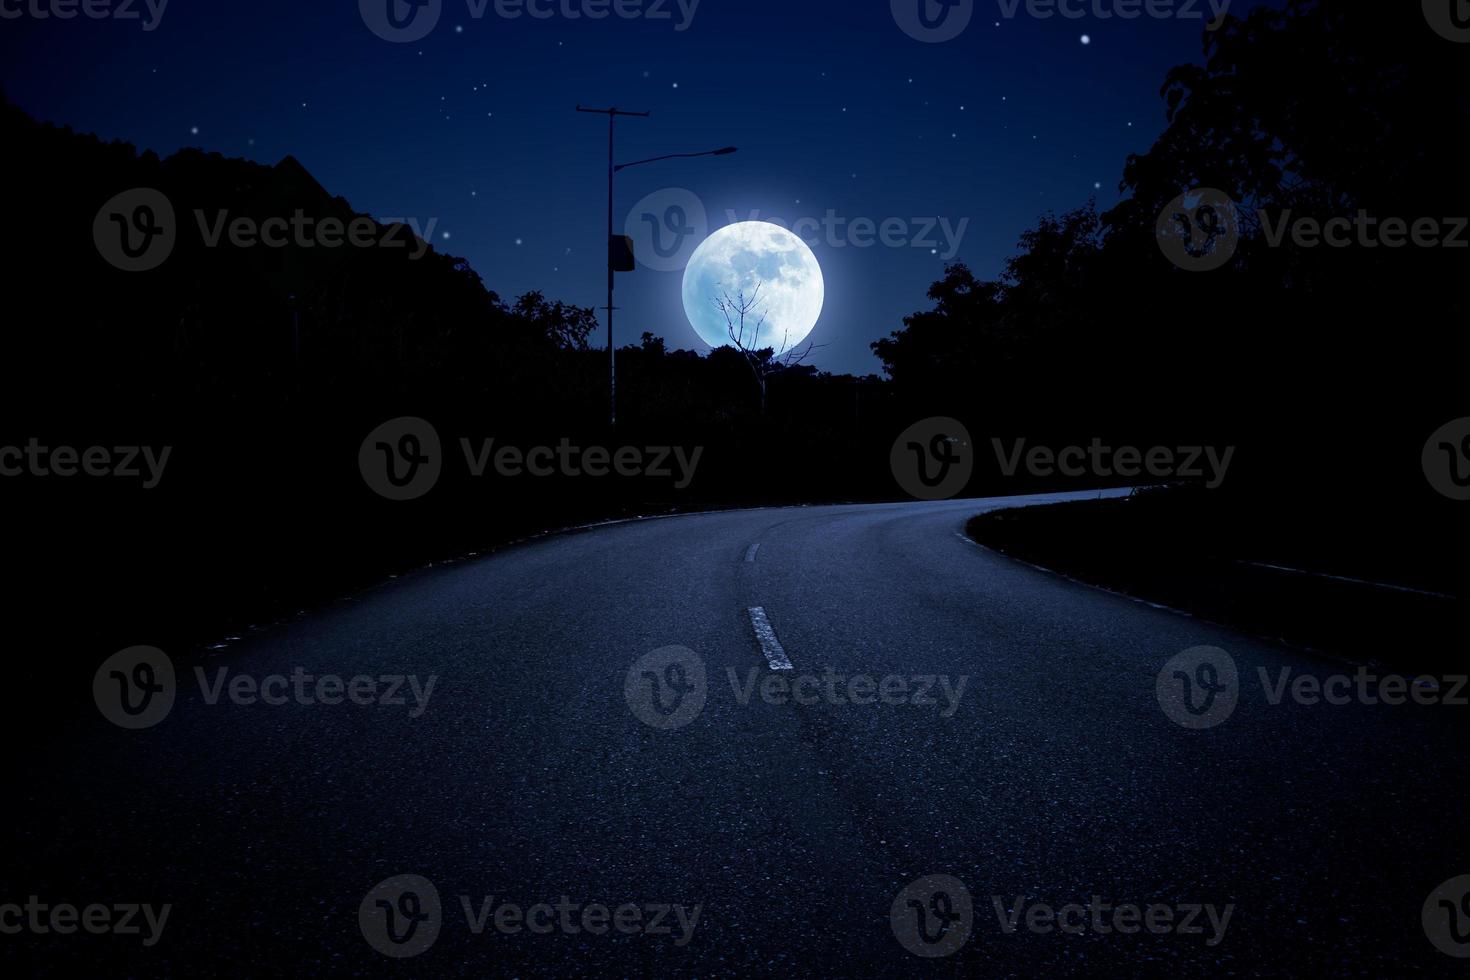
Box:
[713,284,782,415]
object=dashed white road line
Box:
[747,606,793,670]
[744,542,761,562]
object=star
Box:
[1081,34,1091,45]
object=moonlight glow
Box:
[681,221,825,356]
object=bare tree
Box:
[712,282,822,415]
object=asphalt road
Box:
[8,492,1469,976]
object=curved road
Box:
[11,493,1469,976]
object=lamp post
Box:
[576,105,736,427]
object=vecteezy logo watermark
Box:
[625,646,707,729]
[991,895,1234,945]
[625,649,968,729]
[891,876,1233,953]
[1160,189,1470,271]
[1424,875,1470,957]
[994,0,1231,29]
[1424,0,1470,43]
[1158,647,1465,729]
[991,438,1235,489]
[725,209,970,260]
[460,895,700,944]
[1156,646,1238,729]
[359,417,705,500]
[1257,667,1465,708]
[360,0,443,42]
[360,417,443,501]
[360,874,442,958]
[1422,418,1470,501]
[94,190,439,271]
[460,439,695,485]
[727,668,968,717]
[1257,211,1469,251]
[891,0,974,43]
[193,210,438,259]
[360,0,701,42]
[1156,187,1240,272]
[94,189,176,272]
[626,187,707,273]
[626,193,970,270]
[893,0,1230,42]
[0,898,171,946]
[360,875,700,956]
[194,668,437,716]
[0,439,172,488]
[94,647,176,730]
[891,875,974,957]
[891,417,974,500]
[94,651,438,729]
[0,0,169,30]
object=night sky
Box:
[2,0,1281,374]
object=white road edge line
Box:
[747,606,793,670]
[745,542,761,562]
[955,531,1377,670]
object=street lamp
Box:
[614,146,738,173]
[576,105,737,426]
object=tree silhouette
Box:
[713,283,820,415]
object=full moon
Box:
[681,221,824,356]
